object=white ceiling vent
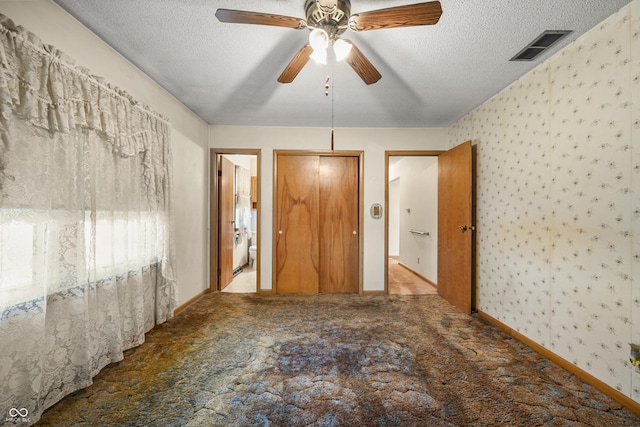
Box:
[510,30,572,61]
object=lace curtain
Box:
[0,14,176,426]
[235,165,251,245]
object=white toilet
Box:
[249,231,257,269]
[249,245,257,269]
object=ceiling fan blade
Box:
[278,45,314,83]
[344,41,381,85]
[215,9,306,29]
[349,1,442,32]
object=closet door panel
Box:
[276,155,320,293]
[319,156,359,293]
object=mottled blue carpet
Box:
[38,293,639,426]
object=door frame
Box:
[210,148,262,292]
[273,150,365,294]
[385,146,476,313]
[384,150,443,294]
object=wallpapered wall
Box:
[447,0,640,401]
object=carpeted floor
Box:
[38,293,639,426]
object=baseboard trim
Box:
[173,289,210,316]
[362,290,386,295]
[478,310,640,416]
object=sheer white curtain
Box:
[0,15,176,425]
[235,165,251,244]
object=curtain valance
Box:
[0,14,170,192]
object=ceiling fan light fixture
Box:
[309,28,329,50]
[309,28,329,63]
[310,47,328,64]
[218,1,443,84]
[333,38,352,61]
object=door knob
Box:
[459,225,476,232]
[352,230,357,235]
[279,230,283,234]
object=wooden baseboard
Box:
[264,290,386,295]
[478,310,640,416]
[362,290,386,295]
[398,262,437,288]
[173,289,210,316]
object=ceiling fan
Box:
[215,0,442,85]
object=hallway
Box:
[388,257,437,295]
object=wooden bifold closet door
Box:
[276,154,359,294]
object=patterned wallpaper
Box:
[447,0,640,402]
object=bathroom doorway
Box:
[210,149,260,293]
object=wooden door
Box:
[437,141,473,314]
[276,155,320,293]
[319,156,359,293]
[275,154,359,294]
[219,156,235,289]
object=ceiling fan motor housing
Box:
[305,0,351,41]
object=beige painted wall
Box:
[0,0,211,307]
[210,126,449,291]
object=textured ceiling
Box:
[53,0,632,128]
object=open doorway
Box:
[210,149,260,293]
[386,152,440,295]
